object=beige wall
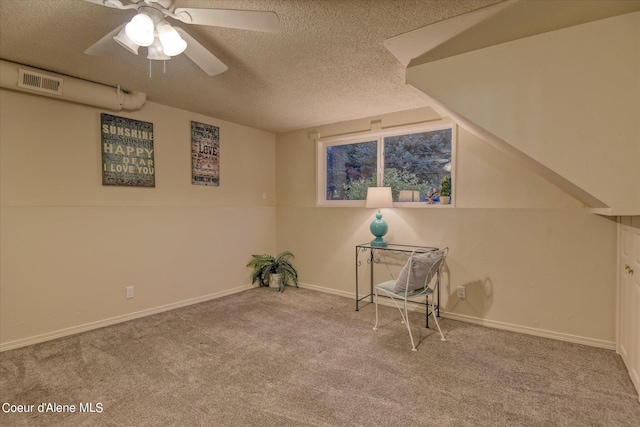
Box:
[2,13,628,351]
[0,89,277,349]
[276,107,618,348]
[406,12,640,215]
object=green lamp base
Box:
[370,237,388,247]
[370,212,389,247]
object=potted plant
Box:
[246,251,299,292]
[439,175,451,204]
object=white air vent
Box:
[17,69,63,95]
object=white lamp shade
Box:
[147,38,171,60]
[365,187,393,208]
[125,13,155,47]
[157,21,187,56]
[113,27,139,55]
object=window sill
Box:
[315,201,456,208]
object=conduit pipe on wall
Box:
[0,59,146,111]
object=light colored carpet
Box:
[1,287,639,426]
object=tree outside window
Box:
[322,126,453,204]
[326,140,376,200]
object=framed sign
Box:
[101,113,155,187]
[191,121,220,186]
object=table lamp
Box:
[366,187,393,247]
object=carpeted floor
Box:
[1,287,639,426]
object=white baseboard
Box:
[297,282,355,299]
[0,285,252,352]
[299,282,617,350]
[442,311,615,350]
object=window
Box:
[317,122,455,206]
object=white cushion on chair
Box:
[393,251,443,294]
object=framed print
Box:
[101,113,155,187]
[191,121,220,186]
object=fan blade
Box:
[82,0,110,5]
[81,0,139,11]
[174,28,228,76]
[173,8,281,33]
[85,24,126,56]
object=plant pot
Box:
[269,273,281,289]
[440,196,450,204]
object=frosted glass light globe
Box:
[125,13,154,47]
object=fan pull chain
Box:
[146,60,168,78]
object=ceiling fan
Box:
[82,0,281,76]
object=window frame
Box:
[316,120,456,207]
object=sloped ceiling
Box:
[385,0,640,67]
[386,0,640,214]
[0,0,504,134]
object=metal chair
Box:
[373,247,448,351]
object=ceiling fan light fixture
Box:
[125,13,155,47]
[84,0,282,76]
[113,27,140,54]
[147,38,171,61]
[156,21,187,56]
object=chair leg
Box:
[428,299,446,341]
[374,290,425,351]
[373,287,379,331]
[403,299,418,351]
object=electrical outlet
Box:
[457,286,466,299]
[126,286,134,299]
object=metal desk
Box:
[355,243,441,327]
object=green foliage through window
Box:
[323,126,453,204]
[326,141,376,200]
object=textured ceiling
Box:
[0,0,504,133]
